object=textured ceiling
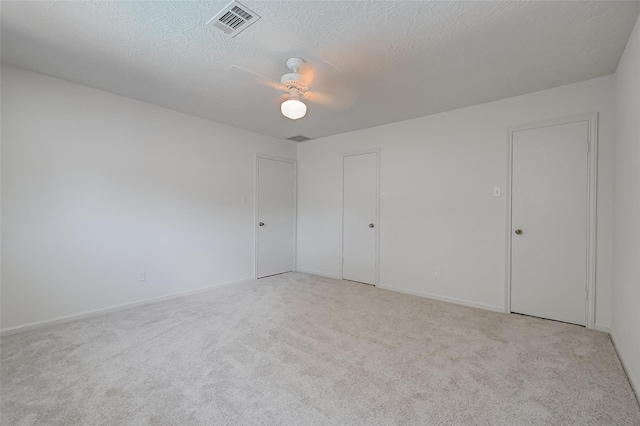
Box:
[1,1,639,140]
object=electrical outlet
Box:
[435,267,442,278]
[138,271,146,282]
[493,187,501,197]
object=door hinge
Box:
[585,288,588,301]
[586,140,589,153]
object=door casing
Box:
[254,154,297,279]
[341,148,381,285]
[505,113,598,328]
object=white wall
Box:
[612,15,640,396]
[0,65,296,330]
[297,76,615,327]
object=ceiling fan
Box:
[231,57,358,120]
[280,57,308,120]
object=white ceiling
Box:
[1,1,639,141]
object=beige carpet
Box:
[1,272,639,425]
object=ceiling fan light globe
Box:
[281,99,307,120]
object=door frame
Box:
[254,154,297,279]
[505,112,598,328]
[340,148,381,285]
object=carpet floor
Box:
[1,272,639,425]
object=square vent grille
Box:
[287,135,311,143]
[208,1,260,37]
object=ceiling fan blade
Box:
[321,60,342,72]
[298,64,316,89]
[230,65,283,90]
[303,90,339,106]
[288,55,359,111]
[297,57,342,88]
[304,90,359,111]
[304,73,360,111]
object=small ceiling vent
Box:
[208,1,260,38]
[287,135,311,142]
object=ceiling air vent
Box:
[287,135,311,142]
[208,1,260,38]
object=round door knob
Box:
[369,223,375,228]
[515,229,523,235]
[259,222,265,226]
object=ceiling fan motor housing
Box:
[286,57,304,71]
[281,57,307,92]
[281,73,306,91]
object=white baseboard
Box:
[610,331,640,404]
[294,272,505,314]
[294,269,342,280]
[594,324,611,333]
[0,276,255,337]
[376,284,504,313]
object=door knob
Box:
[369,223,375,228]
[259,222,265,226]
[515,229,523,235]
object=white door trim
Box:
[340,148,381,285]
[505,112,598,328]
[254,154,297,279]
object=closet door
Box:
[510,121,589,325]
[342,152,378,285]
[256,157,295,278]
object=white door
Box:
[510,121,589,325]
[256,157,295,279]
[342,152,377,285]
